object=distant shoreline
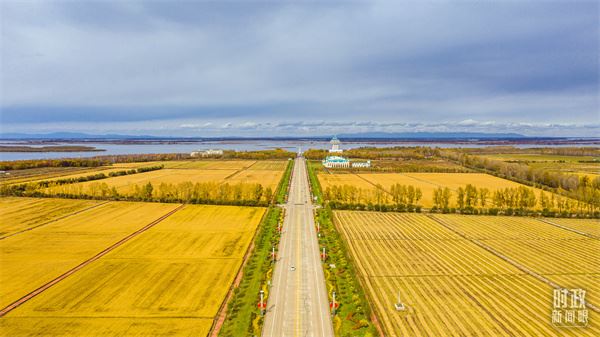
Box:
[0,145,105,153]
[1,137,599,146]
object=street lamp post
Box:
[332,291,337,316]
[259,290,265,316]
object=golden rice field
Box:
[248,160,290,171]
[431,214,600,308]
[1,160,286,186]
[227,169,284,189]
[1,167,129,185]
[0,200,181,310]
[0,200,265,336]
[319,172,555,208]
[480,154,598,163]
[41,160,286,197]
[0,197,102,238]
[111,160,257,170]
[0,167,106,185]
[541,218,600,237]
[44,168,235,194]
[334,211,600,336]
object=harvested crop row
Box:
[334,211,600,336]
[541,218,600,237]
[431,214,600,307]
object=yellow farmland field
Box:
[169,160,256,170]
[15,258,241,318]
[227,169,284,190]
[541,218,600,237]
[0,201,181,309]
[2,205,265,336]
[110,160,256,170]
[0,317,213,337]
[432,214,600,307]
[319,173,374,190]
[113,160,255,170]
[45,168,238,195]
[248,160,289,170]
[110,161,168,168]
[319,172,558,208]
[2,167,131,186]
[334,211,600,336]
[155,160,256,170]
[0,197,101,237]
[0,167,110,185]
[43,161,286,196]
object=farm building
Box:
[190,149,224,157]
[322,156,371,169]
[351,160,371,168]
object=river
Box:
[0,140,597,161]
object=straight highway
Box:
[262,156,334,337]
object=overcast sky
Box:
[1,0,598,137]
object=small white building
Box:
[329,136,343,153]
[351,160,371,168]
[190,149,224,157]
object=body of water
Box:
[0,140,597,161]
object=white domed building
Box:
[329,136,343,153]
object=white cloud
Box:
[0,0,597,136]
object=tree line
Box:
[323,183,424,212]
[321,182,598,217]
[1,149,295,171]
[222,148,295,160]
[432,184,597,217]
[1,166,163,196]
[462,146,600,157]
[304,146,442,161]
[442,150,600,207]
[12,181,273,207]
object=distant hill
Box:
[0,132,162,140]
[336,132,526,139]
[0,131,552,141]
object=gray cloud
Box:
[0,0,598,136]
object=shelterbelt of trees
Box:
[0,166,163,195]
[323,183,598,217]
[304,146,442,160]
[461,146,600,157]
[439,150,599,207]
[3,179,275,207]
[0,148,295,170]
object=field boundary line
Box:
[536,218,599,240]
[208,206,269,337]
[352,174,393,196]
[0,203,186,317]
[426,214,600,314]
[2,167,111,185]
[221,161,257,182]
[0,200,111,240]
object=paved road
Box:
[263,157,334,337]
